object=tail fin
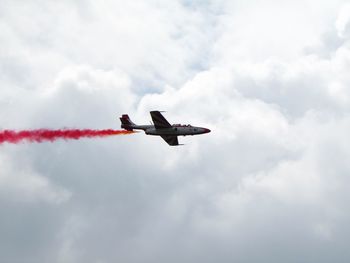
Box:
[120,114,135,131]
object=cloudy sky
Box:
[1,0,350,262]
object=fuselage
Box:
[120,112,211,145]
[127,124,210,136]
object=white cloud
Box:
[1,0,350,262]
[336,3,350,38]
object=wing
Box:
[161,135,179,146]
[150,111,172,129]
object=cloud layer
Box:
[1,0,350,262]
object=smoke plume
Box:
[0,129,134,144]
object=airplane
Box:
[120,111,211,146]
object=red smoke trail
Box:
[0,129,135,144]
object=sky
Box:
[1,0,350,262]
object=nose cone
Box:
[203,128,211,133]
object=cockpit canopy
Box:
[172,124,192,127]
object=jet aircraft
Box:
[120,111,210,146]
